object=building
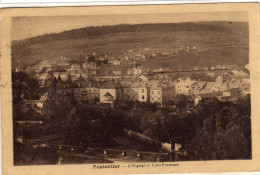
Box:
[72,81,99,103]
[38,73,52,87]
[130,82,148,102]
[39,60,52,68]
[82,62,88,69]
[197,75,228,94]
[56,59,69,66]
[86,62,97,70]
[124,81,162,105]
[194,95,202,106]
[149,81,162,106]
[132,66,143,76]
[175,77,196,96]
[216,88,240,101]
[136,74,149,82]
[113,59,121,65]
[99,81,121,104]
[71,63,81,70]
[40,92,48,101]
[112,70,122,76]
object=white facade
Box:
[194,95,202,106]
[150,89,162,104]
[175,77,195,95]
[100,89,117,103]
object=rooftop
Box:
[100,81,121,89]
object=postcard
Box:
[1,3,260,175]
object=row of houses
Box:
[175,71,250,106]
[99,80,162,106]
[42,79,163,106]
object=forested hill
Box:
[12,21,247,47]
[11,21,249,69]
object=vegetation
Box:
[185,96,251,160]
[12,71,40,103]
[11,22,248,70]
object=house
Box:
[132,66,143,76]
[130,82,148,102]
[127,69,133,75]
[112,70,122,76]
[40,92,48,101]
[89,70,97,75]
[113,59,121,65]
[39,60,52,68]
[136,74,149,82]
[68,70,76,76]
[149,81,162,106]
[190,81,206,95]
[39,73,51,81]
[72,81,99,103]
[36,101,44,108]
[198,75,229,94]
[82,62,88,69]
[99,81,121,104]
[56,59,69,66]
[151,53,157,58]
[86,62,97,70]
[119,80,132,101]
[108,59,120,65]
[194,95,202,106]
[39,73,51,87]
[71,63,81,70]
[127,81,162,105]
[153,68,164,73]
[216,88,240,101]
[175,77,196,96]
[207,72,215,78]
[60,73,68,81]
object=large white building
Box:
[99,80,162,106]
[99,81,121,104]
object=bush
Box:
[175,94,187,108]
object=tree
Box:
[185,100,251,160]
[175,94,187,108]
[57,75,62,82]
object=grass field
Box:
[11,22,249,70]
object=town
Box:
[15,47,250,109]
[12,47,251,164]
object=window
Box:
[158,98,160,101]
[152,97,154,101]
[141,89,145,93]
[142,95,145,99]
[152,91,154,95]
[186,86,189,88]
[158,91,160,95]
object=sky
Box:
[11,11,248,41]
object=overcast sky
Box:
[12,11,248,41]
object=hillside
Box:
[11,21,249,69]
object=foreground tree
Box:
[185,99,251,160]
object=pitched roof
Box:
[204,82,217,90]
[130,81,162,90]
[100,81,120,89]
[103,92,113,97]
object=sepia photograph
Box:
[1,3,260,175]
